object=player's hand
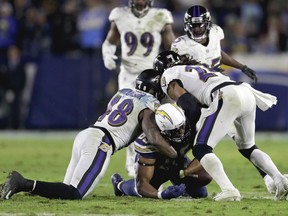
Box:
[159,184,186,199]
[241,65,258,83]
[103,54,118,70]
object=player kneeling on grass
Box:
[111,103,212,199]
[0,69,179,200]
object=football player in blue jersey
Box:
[111,103,212,199]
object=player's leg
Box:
[234,89,288,199]
[2,128,114,200]
[193,88,241,201]
[111,173,141,197]
[1,129,90,200]
[63,130,83,184]
[68,128,114,199]
[1,170,81,200]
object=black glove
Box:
[241,65,258,83]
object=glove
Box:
[241,65,258,83]
[158,184,186,199]
[103,54,118,70]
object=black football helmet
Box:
[129,0,154,18]
[184,5,212,42]
[135,69,164,100]
[153,50,182,74]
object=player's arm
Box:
[166,80,187,101]
[220,50,243,70]
[180,158,203,178]
[136,155,158,198]
[140,108,177,159]
[161,24,176,49]
[220,50,257,82]
[102,22,120,70]
[137,155,186,199]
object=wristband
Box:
[241,65,248,71]
[157,191,162,199]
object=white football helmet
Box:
[155,103,186,143]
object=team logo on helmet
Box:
[156,109,173,125]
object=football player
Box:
[171,5,284,194]
[0,69,178,200]
[111,103,212,199]
[102,0,176,177]
[171,5,257,82]
[153,50,288,201]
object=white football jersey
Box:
[94,88,160,151]
[109,7,173,74]
[161,65,232,106]
[171,24,224,68]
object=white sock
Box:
[250,149,282,181]
[200,153,235,191]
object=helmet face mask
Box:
[184,5,212,43]
[153,50,182,74]
[135,69,164,100]
[155,103,187,143]
[129,0,154,18]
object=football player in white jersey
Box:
[102,0,176,177]
[153,50,288,201]
[110,103,212,199]
[0,69,178,200]
[171,5,284,193]
[171,5,257,83]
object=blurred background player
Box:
[111,103,212,199]
[0,69,178,200]
[171,5,257,83]
[102,0,176,177]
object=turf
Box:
[0,132,287,215]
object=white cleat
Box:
[264,175,276,194]
[213,189,241,201]
[275,176,288,200]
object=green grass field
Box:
[0,131,287,216]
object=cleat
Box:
[275,176,288,200]
[213,188,241,201]
[1,171,25,200]
[111,173,124,196]
[264,175,276,194]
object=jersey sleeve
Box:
[108,7,122,22]
[160,68,177,95]
[140,94,161,112]
[161,8,174,24]
[213,24,224,40]
[170,36,188,56]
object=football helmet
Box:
[129,0,154,18]
[153,50,182,74]
[155,103,186,143]
[135,69,164,100]
[184,5,212,43]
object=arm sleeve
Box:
[177,92,201,127]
